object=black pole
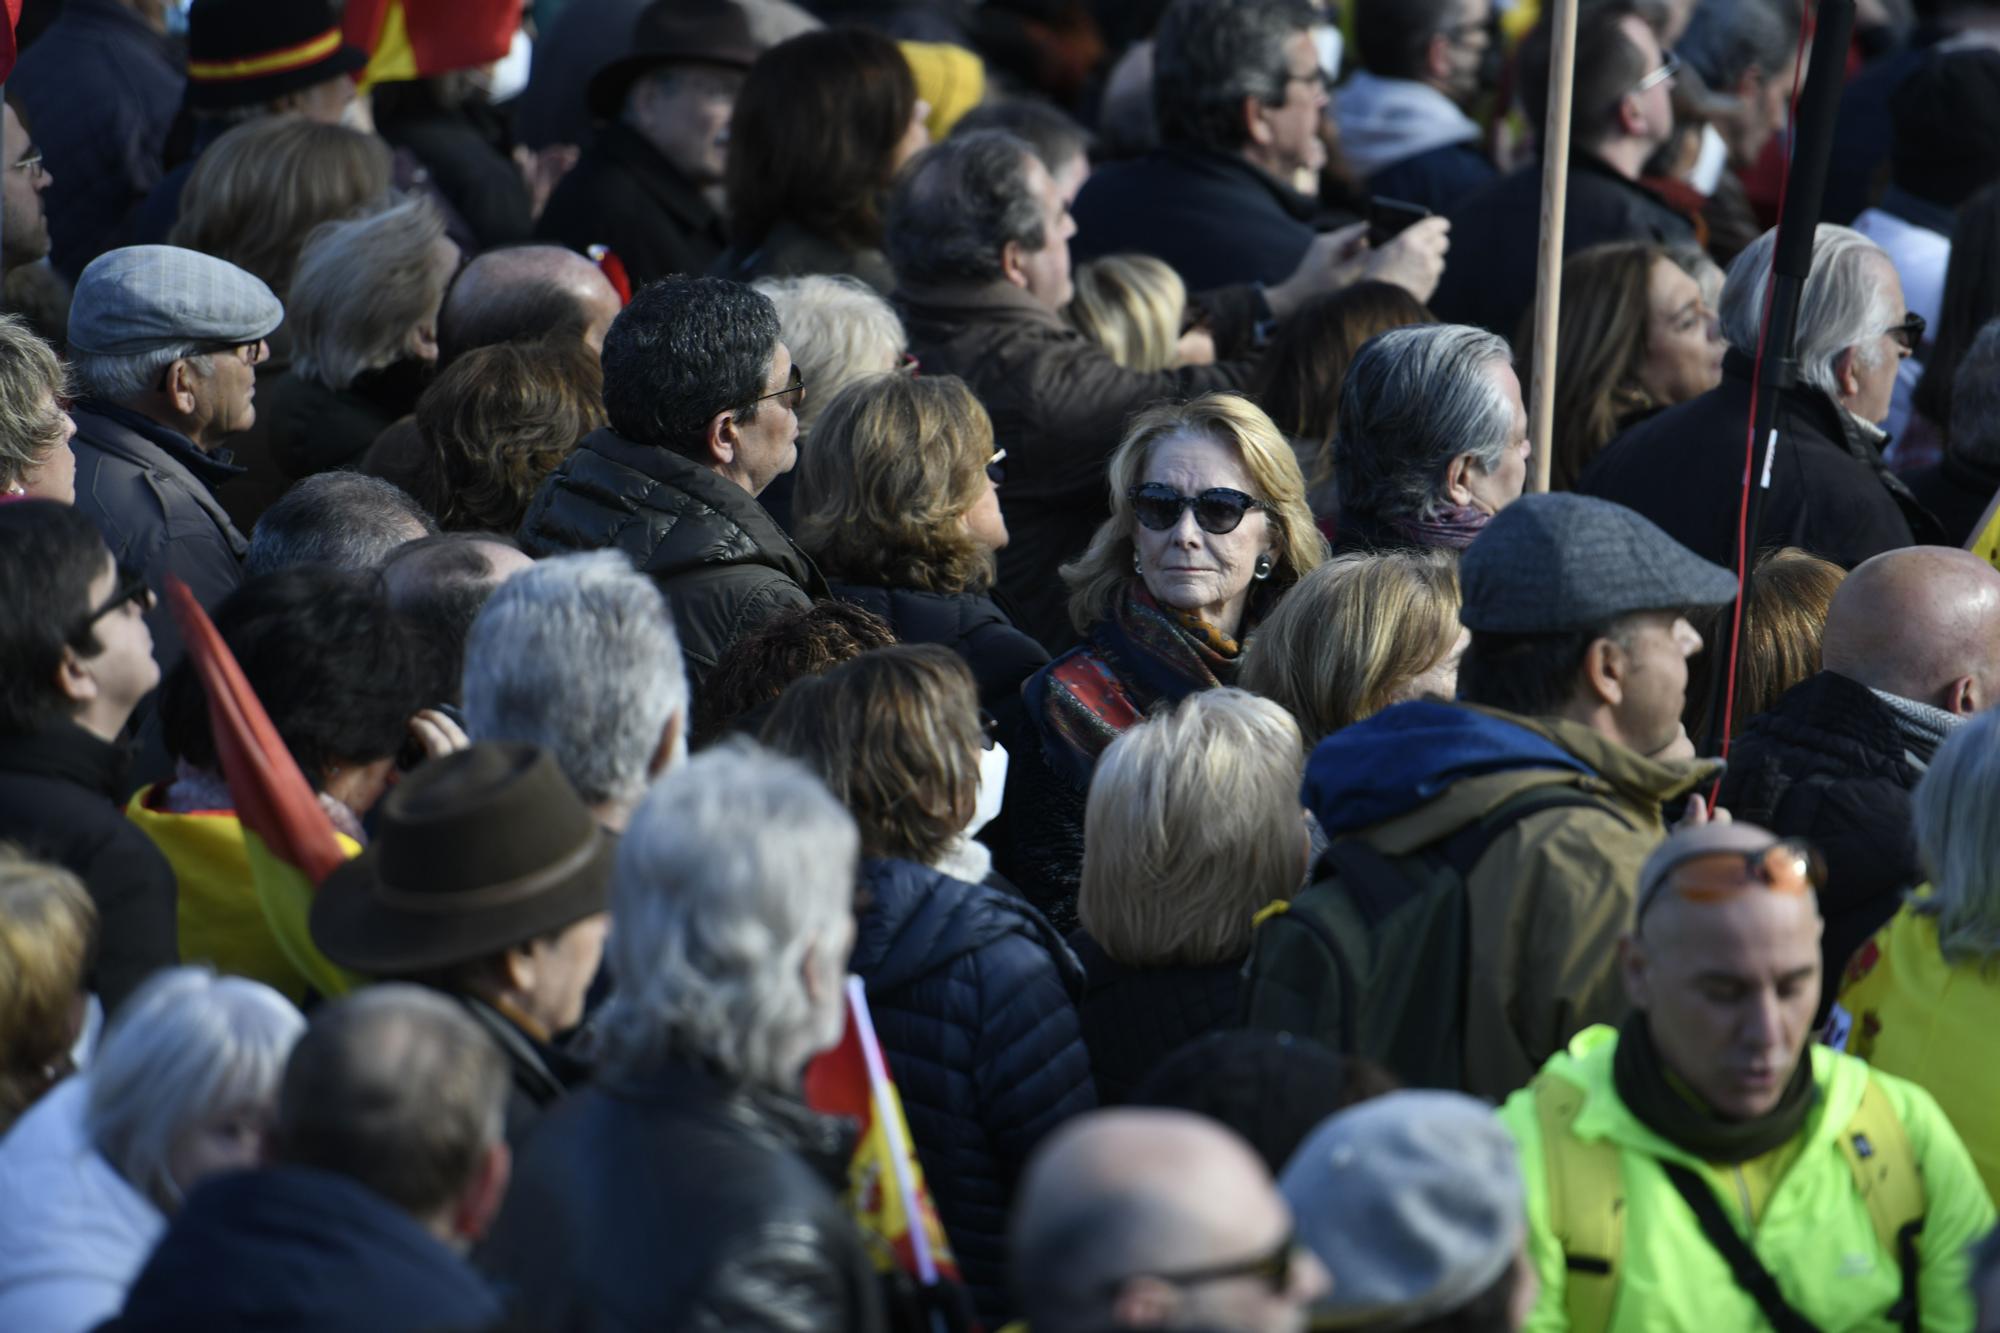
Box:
[1703,0,1855,755]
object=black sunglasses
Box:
[1105,1229,1297,1299]
[985,448,1007,485]
[1886,311,1926,355]
[1128,482,1270,535]
[71,562,153,645]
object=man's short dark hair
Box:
[159,566,428,779]
[886,132,1048,288]
[692,598,896,747]
[0,501,111,735]
[273,985,509,1221]
[380,534,521,707]
[600,276,780,459]
[951,100,1095,178]
[1457,619,1632,717]
[1153,0,1318,154]
[1519,2,1648,146]
[1354,0,1462,83]
[245,472,439,580]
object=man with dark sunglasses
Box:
[1013,1108,1328,1332]
[1501,821,1993,1333]
[0,501,175,1018]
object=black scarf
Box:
[1612,1013,1818,1164]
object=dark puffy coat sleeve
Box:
[685,1216,885,1333]
[971,932,1097,1168]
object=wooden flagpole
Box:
[1527,0,1581,493]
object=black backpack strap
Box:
[1438,783,1636,875]
[1660,1162,1823,1333]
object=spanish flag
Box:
[342,0,522,88]
[164,577,363,1001]
[805,977,975,1325]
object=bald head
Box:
[1820,546,2000,715]
[1013,1108,1320,1332]
[439,245,622,364]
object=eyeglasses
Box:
[1885,311,1926,355]
[748,363,805,414]
[70,562,153,645]
[9,149,43,180]
[1128,482,1271,535]
[1104,1229,1298,1299]
[985,448,1007,485]
[152,340,267,393]
[1630,48,1681,97]
[1637,840,1823,924]
[1282,66,1330,94]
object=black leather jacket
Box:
[481,1056,885,1333]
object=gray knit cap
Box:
[1459,493,1739,633]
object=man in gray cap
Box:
[1244,493,1739,1100]
[1281,1090,1535,1331]
[65,244,284,673]
[1499,821,1993,1333]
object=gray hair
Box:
[244,471,439,579]
[1951,319,2000,470]
[1720,224,1899,402]
[85,966,305,1210]
[752,274,907,439]
[1913,708,2000,965]
[1679,0,1802,88]
[597,742,859,1089]
[886,131,1048,288]
[1335,324,1516,525]
[462,550,690,810]
[290,197,451,391]
[1153,0,1317,154]
[69,344,216,403]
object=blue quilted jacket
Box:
[850,857,1096,1325]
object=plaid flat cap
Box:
[69,246,284,358]
[1460,493,1739,634]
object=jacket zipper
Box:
[1731,1165,1754,1232]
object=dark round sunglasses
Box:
[1127,482,1270,535]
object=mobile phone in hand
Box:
[1367,196,1432,248]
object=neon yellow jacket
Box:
[1840,900,2000,1205]
[1499,1025,1993,1333]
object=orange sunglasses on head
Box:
[1637,841,1824,922]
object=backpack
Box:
[1240,782,1627,1089]
[1533,1068,1928,1333]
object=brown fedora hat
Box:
[311,743,613,976]
[586,0,762,121]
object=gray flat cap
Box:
[1460,493,1739,634]
[69,245,284,358]
[1280,1091,1524,1329]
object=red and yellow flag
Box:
[164,577,362,999]
[342,0,522,88]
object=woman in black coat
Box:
[793,372,1048,709]
[1072,687,1310,1104]
[763,645,1094,1326]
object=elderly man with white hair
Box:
[477,742,882,1331]
[1583,222,1946,570]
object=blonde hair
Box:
[0,853,95,1134]
[290,197,452,391]
[1067,254,1186,371]
[169,115,393,300]
[1080,689,1305,966]
[0,314,70,490]
[1240,550,1462,742]
[753,273,907,439]
[794,372,996,594]
[1063,392,1325,634]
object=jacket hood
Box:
[116,1165,500,1332]
[1304,701,1594,834]
[1333,71,1483,175]
[850,856,1080,995]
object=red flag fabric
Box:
[0,0,22,84]
[342,0,521,85]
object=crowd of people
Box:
[6,0,2000,1329]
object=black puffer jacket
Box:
[831,584,1049,709]
[1069,932,1244,1105]
[517,427,829,681]
[481,1056,885,1333]
[1717,670,1935,987]
[850,857,1095,1326]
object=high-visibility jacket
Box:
[1498,1025,1993,1333]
